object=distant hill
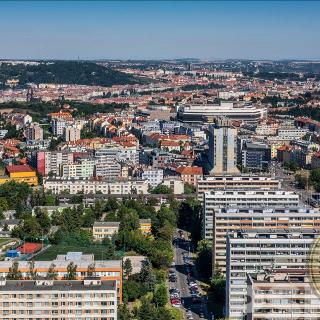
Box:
[0,61,145,87]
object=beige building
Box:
[197,175,281,200]
[0,278,117,320]
[247,270,320,320]
[210,206,320,273]
[64,124,81,142]
[163,177,184,194]
[24,123,43,141]
[93,219,151,241]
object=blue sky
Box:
[0,1,319,60]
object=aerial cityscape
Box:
[0,1,320,320]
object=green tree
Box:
[123,258,133,279]
[210,265,226,303]
[150,184,173,194]
[46,263,58,279]
[139,260,155,291]
[34,208,51,234]
[184,183,196,194]
[27,261,38,280]
[153,284,167,307]
[295,174,308,189]
[137,298,157,320]
[7,261,22,280]
[196,239,212,278]
[65,262,77,280]
[118,303,132,320]
[87,263,96,277]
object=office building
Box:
[226,229,319,319]
[247,270,320,320]
[208,118,239,174]
[241,142,271,171]
[176,102,266,123]
[197,175,281,200]
[0,278,117,320]
[209,206,319,272]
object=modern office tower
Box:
[196,175,281,200]
[0,252,123,302]
[246,270,320,320]
[209,206,320,272]
[0,278,117,320]
[241,141,271,171]
[24,123,43,142]
[208,118,240,174]
[226,229,319,319]
[203,189,300,240]
[64,123,81,142]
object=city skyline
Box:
[1,1,320,60]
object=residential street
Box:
[170,230,210,320]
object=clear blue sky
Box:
[1,1,319,60]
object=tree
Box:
[210,265,226,303]
[118,303,132,320]
[140,260,155,291]
[65,262,77,280]
[153,284,167,307]
[87,263,96,277]
[46,263,58,279]
[137,298,157,320]
[34,208,51,234]
[123,258,133,279]
[184,183,196,194]
[27,261,38,279]
[295,174,307,189]
[196,239,212,278]
[150,184,173,194]
[7,261,22,280]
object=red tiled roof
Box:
[6,165,34,173]
[176,166,203,175]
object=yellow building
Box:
[0,165,38,186]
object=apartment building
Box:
[208,206,320,272]
[43,177,149,195]
[24,123,43,142]
[197,175,281,200]
[0,252,123,302]
[51,118,70,136]
[247,270,320,320]
[203,190,300,239]
[64,124,81,142]
[61,159,95,178]
[93,219,151,240]
[36,151,74,176]
[226,229,319,319]
[0,278,117,320]
[141,169,163,188]
[175,166,203,186]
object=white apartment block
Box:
[197,175,281,200]
[277,127,309,139]
[61,160,95,178]
[43,177,149,195]
[141,169,164,188]
[0,278,117,320]
[226,229,319,320]
[208,206,320,272]
[247,270,320,320]
[40,151,74,176]
[51,118,69,136]
[203,189,300,239]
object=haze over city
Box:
[1,1,320,60]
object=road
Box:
[171,230,210,320]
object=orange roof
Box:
[6,164,34,173]
[176,166,203,175]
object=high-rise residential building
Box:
[141,169,164,188]
[209,206,319,272]
[208,118,239,174]
[64,124,81,142]
[196,175,281,200]
[51,118,69,136]
[24,123,43,142]
[203,189,300,241]
[246,270,320,320]
[36,151,74,176]
[94,148,122,179]
[0,252,123,302]
[226,229,319,319]
[0,278,117,320]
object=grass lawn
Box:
[33,244,115,261]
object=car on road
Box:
[170,298,181,307]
